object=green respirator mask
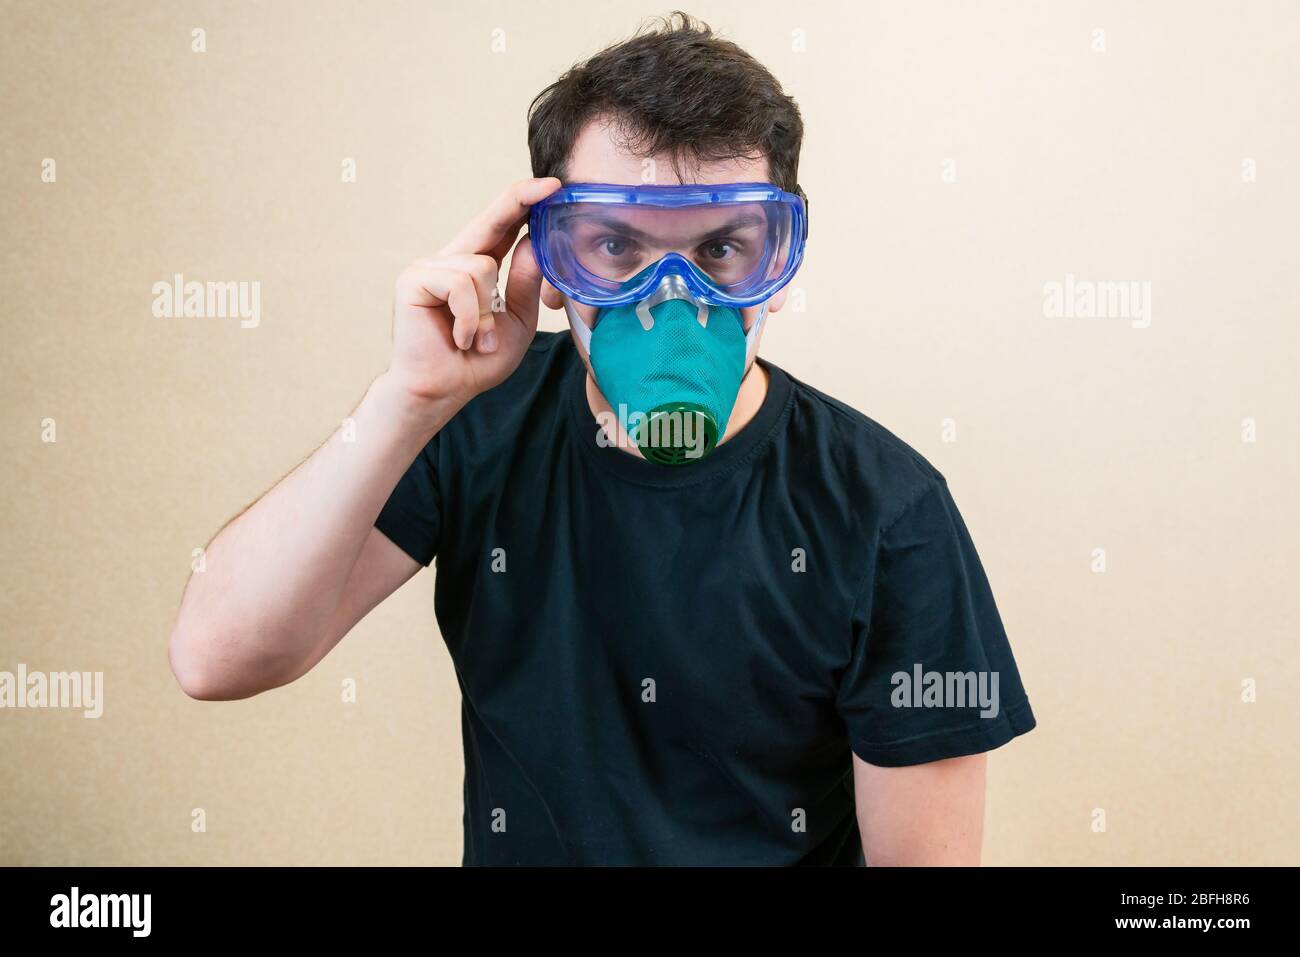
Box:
[565,274,768,466]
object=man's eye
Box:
[700,240,736,260]
[599,237,636,257]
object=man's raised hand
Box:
[388,177,562,415]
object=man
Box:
[168,14,1036,866]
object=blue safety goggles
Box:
[529,182,808,309]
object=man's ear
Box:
[541,279,564,310]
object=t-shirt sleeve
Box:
[837,477,1036,767]
[373,440,442,567]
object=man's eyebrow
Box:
[556,211,768,239]
[698,214,767,235]
[556,212,657,242]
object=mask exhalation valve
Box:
[636,401,719,466]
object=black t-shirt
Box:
[375,331,1036,866]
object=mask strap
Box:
[744,300,769,366]
[563,298,593,353]
[566,295,767,364]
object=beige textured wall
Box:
[1,0,1296,866]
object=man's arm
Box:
[167,177,562,701]
[167,378,454,701]
[852,752,987,865]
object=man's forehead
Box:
[563,117,772,186]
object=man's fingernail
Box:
[482,329,498,352]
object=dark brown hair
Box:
[527,12,804,195]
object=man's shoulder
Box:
[773,363,947,523]
[515,328,580,384]
[427,330,580,462]
[525,328,577,358]
[456,330,578,416]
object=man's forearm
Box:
[167,373,460,699]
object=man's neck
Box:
[585,360,771,459]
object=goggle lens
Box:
[531,185,806,307]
